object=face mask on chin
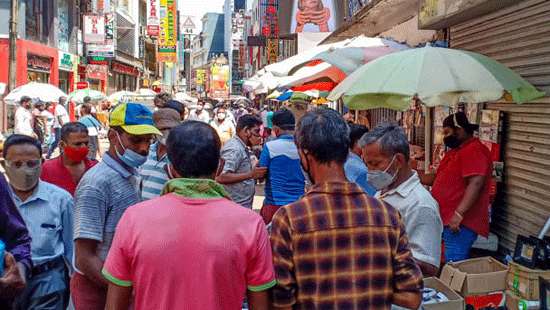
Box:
[115,132,148,168]
[367,155,399,191]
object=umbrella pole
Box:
[424,107,432,172]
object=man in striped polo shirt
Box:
[140,108,182,200]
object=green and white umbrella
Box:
[328,46,545,110]
[68,89,106,103]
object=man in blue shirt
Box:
[3,134,74,309]
[344,124,376,196]
[259,109,305,224]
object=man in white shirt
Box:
[46,97,70,159]
[187,101,210,123]
[14,96,35,137]
[360,123,443,277]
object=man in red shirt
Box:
[41,122,97,196]
[421,112,491,262]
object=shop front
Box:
[58,52,78,93]
[85,64,108,92]
[111,61,139,92]
[419,0,550,252]
[0,39,59,87]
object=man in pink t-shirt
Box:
[102,121,275,310]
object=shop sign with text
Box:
[86,64,108,80]
[158,0,178,63]
[28,55,52,72]
[83,15,106,43]
[59,52,76,71]
[147,0,161,36]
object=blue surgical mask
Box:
[367,155,399,191]
[115,132,148,168]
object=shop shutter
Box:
[450,0,550,95]
[486,103,550,251]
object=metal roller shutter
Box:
[486,103,550,251]
[450,0,550,95]
[451,0,550,251]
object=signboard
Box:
[76,81,89,89]
[87,43,115,58]
[210,64,229,99]
[112,62,139,76]
[83,15,106,43]
[181,16,196,34]
[247,36,266,47]
[267,38,278,63]
[59,52,76,71]
[290,0,337,32]
[158,0,178,63]
[196,69,206,85]
[86,64,108,80]
[147,0,160,36]
[27,55,52,72]
[261,0,279,37]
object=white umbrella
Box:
[68,89,106,103]
[108,91,137,103]
[263,39,351,77]
[138,88,157,96]
[4,82,67,104]
[174,92,198,104]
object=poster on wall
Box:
[291,0,338,33]
[158,0,178,63]
[58,0,69,52]
[147,0,161,36]
[83,15,106,43]
[210,64,229,99]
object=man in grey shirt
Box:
[360,123,443,277]
[216,115,266,208]
[71,103,160,309]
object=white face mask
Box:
[217,113,226,120]
[367,155,399,191]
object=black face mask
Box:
[444,134,461,149]
[299,151,315,185]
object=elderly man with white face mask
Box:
[360,123,443,277]
[140,108,182,200]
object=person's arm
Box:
[391,210,423,309]
[405,205,443,277]
[0,174,32,274]
[105,284,132,310]
[73,184,109,286]
[215,145,266,184]
[447,175,486,232]
[246,219,277,309]
[61,196,75,273]
[270,208,298,309]
[247,290,271,310]
[75,239,109,287]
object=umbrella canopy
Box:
[277,61,348,89]
[287,36,409,76]
[276,90,294,101]
[5,82,67,104]
[107,91,137,103]
[138,88,157,96]
[329,46,545,110]
[174,92,198,104]
[68,88,106,104]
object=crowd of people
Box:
[0,94,492,309]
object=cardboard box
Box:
[507,261,550,300]
[422,277,465,310]
[505,290,540,310]
[440,257,509,295]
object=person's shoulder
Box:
[41,157,60,170]
[40,181,73,201]
[80,162,113,184]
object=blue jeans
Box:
[443,226,478,263]
[47,127,62,159]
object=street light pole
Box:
[8,0,18,91]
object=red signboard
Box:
[27,54,52,72]
[86,64,108,80]
[76,81,89,89]
[112,62,139,76]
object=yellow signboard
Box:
[196,69,206,85]
[158,0,177,63]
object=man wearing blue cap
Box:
[71,103,160,310]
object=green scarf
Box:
[161,178,230,199]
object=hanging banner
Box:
[157,0,177,63]
[196,69,205,85]
[210,64,229,99]
[147,0,160,36]
[83,15,106,43]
